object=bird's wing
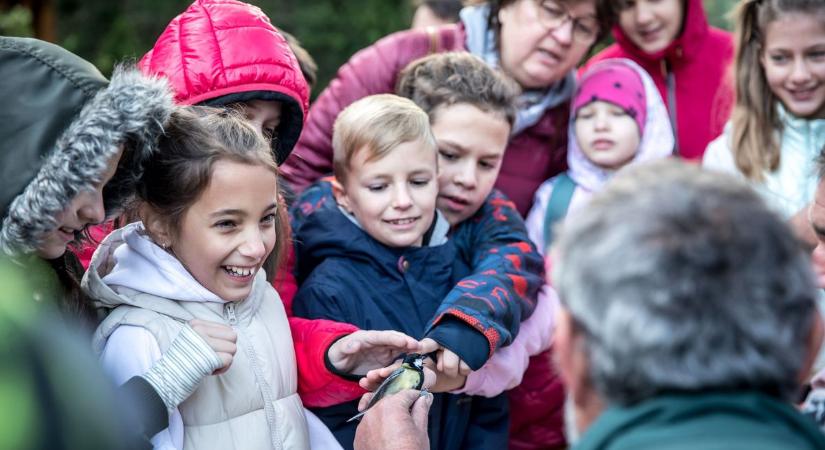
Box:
[345,367,405,423]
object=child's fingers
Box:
[360,363,401,391]
[440,350,460,378]
[206,339,237,356]
[418,338,442,354]
[211,350,234,375]
[189,319,237,342]
[459,360,471,376]
[421,367,437,390]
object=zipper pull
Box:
[224,302,238,326]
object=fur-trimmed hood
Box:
[0,37,174,256]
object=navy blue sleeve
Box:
[424,317,489,370]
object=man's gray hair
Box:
[818,144,825,180]
[552,160,818,405]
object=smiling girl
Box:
[85,107,308,449]
[703,0,825,221]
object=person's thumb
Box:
[411,392,432,432]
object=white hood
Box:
[85,222,224,308]
[567,58,676,192]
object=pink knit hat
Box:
[573,61,647,134]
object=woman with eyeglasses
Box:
[282,0,614,217]
[585,0,734,160]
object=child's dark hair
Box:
[731,0,825,180]
[137,106,288,274]
[396,52,521,127]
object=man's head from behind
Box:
[332,94,439,248]
[552,160,823,431]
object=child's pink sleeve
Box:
[452,285,558,397]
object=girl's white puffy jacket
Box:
[83,222,309,449]
[703,105,825,219]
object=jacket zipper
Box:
[224,300,282,449]
[661,59,680,156]
[224,302,237,326]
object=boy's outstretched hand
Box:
[420,338,471,375]
[327,330,421,376]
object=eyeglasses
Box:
[533,0,600,44]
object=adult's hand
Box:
[328,330,421,375]
[354,389,432,450]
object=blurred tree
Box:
[0,4,34,36]
[4,0,739,95]
[50,0,411,96]
[704,0,738,30]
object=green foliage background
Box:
[1,0,739,95]
[54,0,413,95]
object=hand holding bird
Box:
[348,353,434,422]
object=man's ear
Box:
[800,313,825,383]
[141,204,174,249]
[554,308,604,434]
[331,177,351,213]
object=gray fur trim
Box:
[1,66,174,256]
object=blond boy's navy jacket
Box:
[290,180,542,357]
[291,180,522,449]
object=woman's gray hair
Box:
[552,160,818,405]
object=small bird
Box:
[347,353,427,422]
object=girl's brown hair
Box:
[396,52,521,127]
[730,0,825,180]
[137,106,288,278]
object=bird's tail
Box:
[346,410,366,423]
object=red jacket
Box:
[508,349,566,450]
[585,0,733,161]
[138,0,309,165]
[281,24,570,216]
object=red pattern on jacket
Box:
[585,0,734,160]
[281,24,570,216]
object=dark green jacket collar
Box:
[575,391,825,450]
